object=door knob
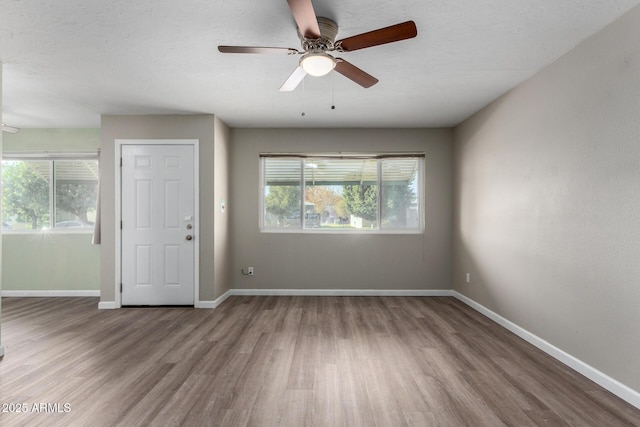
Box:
[186,235,193,241]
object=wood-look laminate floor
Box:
[0,296,638,427]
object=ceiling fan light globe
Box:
[300,53,336,76]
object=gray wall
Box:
[0,62,3,355]
[231,128,453,291]
[2,129,100,292]
[2,234,99,291]
[453,6,640,392]
[213,116,231,298]
[100,114,230,303]
[2,128,100,152]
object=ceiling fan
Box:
[1,123,20,133]
[218,0,417,91]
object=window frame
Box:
[259,153,425,234]
[1,152,99,234]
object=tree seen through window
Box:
[2,158,98,230]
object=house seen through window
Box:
[1,156,99,231]
[261,154,424,233]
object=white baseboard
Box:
[100,291,234,310]
[229,289,452,297]
[98,301,118,310]
[195,289,446,308]
[1,290,100,298]
[451,291,640,410]
[198,290,232,309]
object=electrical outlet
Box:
[466,273,471,284]
[248,267,254,276]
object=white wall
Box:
[231,128,453,291]
[453,5,640,392]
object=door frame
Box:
[114,139,200,308]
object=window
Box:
[2,155,99,231]
[261,154,424,233]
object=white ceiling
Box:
[1,1,639,129]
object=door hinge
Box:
[120,283,123,293]
[120,221,123,230]
[120,157,123,167]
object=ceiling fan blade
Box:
[334,59,378,88]
[218,46,300,55]
[1,123,20,134]
[279,66,307,92]
[287,0,321,39]
[337,21,417,52]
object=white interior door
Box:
[121,144,195,306]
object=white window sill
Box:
[259,228,424,235]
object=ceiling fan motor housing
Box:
[299,17,339,53]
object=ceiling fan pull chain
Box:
[331,71,336,110]
[301,78,306,117]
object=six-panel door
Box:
[121,144,195,305]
